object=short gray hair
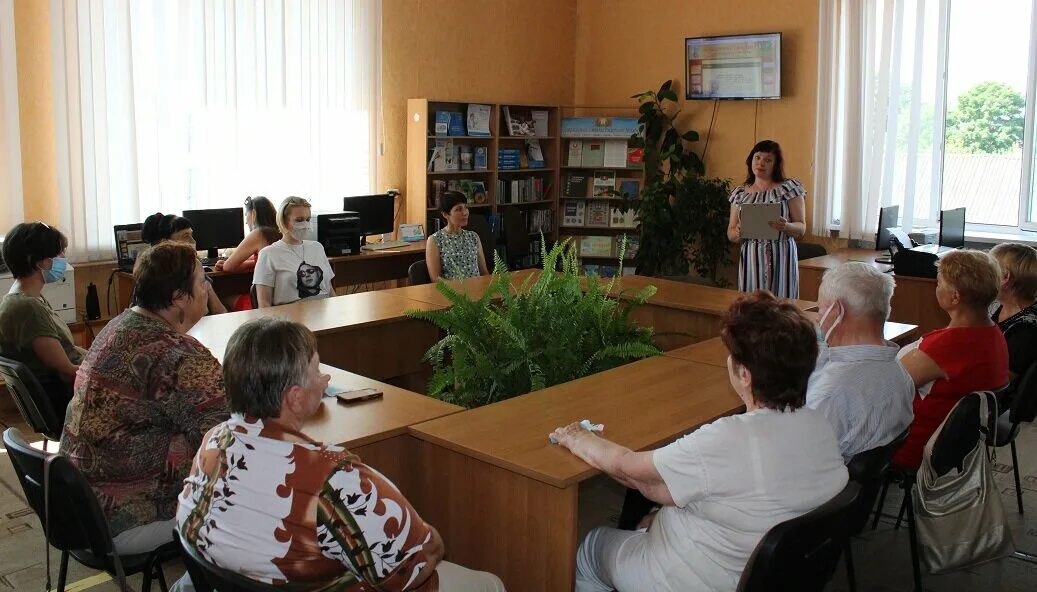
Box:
[223,318,318,418]
[818,262,895,322]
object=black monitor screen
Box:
[342,194,394,236]
[939,207,966,249]
[875,205,900,250]
[182,207,245,252]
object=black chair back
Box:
[846,428,910,535]
[797,243,828,261]
[930,391,999,477]
[737,481,861,592]
[175,531,281,592]
[408,260,432,286]
[0,355,64,440]
[1010,362,1037,424]
[466,213,496,268]
[249,284,258,309]
[3,427,113,558]
[501,207,530,268]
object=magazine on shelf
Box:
[434,112,450,136]
[579,235,614,257]
[448,112,465,136]
[504,106,536,136]
[562,200,586,227]
[474,146,488,170]
[567,140,583,166]
[592,170,617,197]
[603,140,628,168]
[532,110,550,136]
[626,146,644,168]
[460,145,473,170]
[467,104,491,136]
[610,205,638,229]
[619,180,641,199]
[564,174,589,197]
[586,201,611,228]
[581,142,605,167]
[525,139,546,168]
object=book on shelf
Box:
[498,177,548,204]
[627,146,644,168]
[460,145,473,170]
[582,264,600,276]
[564,173,588,197]
[503,106,536,136]
[474,146,488,170]
[622,266,637,277]
[446,140,459,170]
[618,234,640,258]
[430,180,447,208]
[581,142,605,167]
[562,200,586,226]
[529,209,553,234]
[597,265,619,278]
[467,104,491,136]
[532,110,549,136]
[609,205,638,229]
[458,180,488,204]
[434,112,450,136]
[592,170,617,197]
[448,112,465,136]
[498,148,522,170]
[586,201,611,228]
[579,235,614,257]
[619,180,641,199]
[603,140,627,168]
[567,140,583,166]
[525,139,546,168]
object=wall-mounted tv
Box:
[685,33,782,100]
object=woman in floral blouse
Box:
[426,190,489,281]
[177,318,504,591]
[60,242,228,554]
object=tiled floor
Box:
[3,410,1036,591]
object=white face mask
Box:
[817,301,844,344]
[292,221,315,241]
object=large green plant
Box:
[624,80,731,284]
[406,240,660,408]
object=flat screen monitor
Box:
[113,223,147,271]
[875,205,900,251]
[685,33,781,100]
[939,207,966,249]
[342,194,394,240]
[182,207,245,258]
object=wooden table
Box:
[188,290,443,388]
[116,241,427,312]
[798,248,947,334]
[408,356,744,592]
[381,269,539,308]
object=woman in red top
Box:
[894,250,1009,468]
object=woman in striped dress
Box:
[727,140,806,299]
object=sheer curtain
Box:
[0,0,23,233]
[51,0,381,260]
[813,0,949,240]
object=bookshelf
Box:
[406,99,561,265]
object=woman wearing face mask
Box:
[141,212,227,314]
[60,241,229,555]
[426,191,489,281]
[253,196,335,307]
[727,140,806,298]
[0,222,85,412]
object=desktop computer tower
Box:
[317,212,362,256]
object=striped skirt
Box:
[738,237,800,299]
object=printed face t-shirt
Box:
[253,240,335,305]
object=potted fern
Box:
[407,239,660,408]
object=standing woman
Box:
[727,140,806,298]
[253,196,335,307]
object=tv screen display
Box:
[685,33,782,100]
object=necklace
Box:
[286,240,306,262]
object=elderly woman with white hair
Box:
[806,262,915,462]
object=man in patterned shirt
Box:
[176,318,504,591]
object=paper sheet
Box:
[738,203,781,240]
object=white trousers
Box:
[575,527,650,592]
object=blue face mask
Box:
[41,257,68,284]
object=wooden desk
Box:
[188,290,443,387]
[381,269,539,308]
[798,248,947,334]
[409,356,744,592]
[116,241,426,312]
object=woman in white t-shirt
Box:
[551,291,848,592]
[253,196,335,307]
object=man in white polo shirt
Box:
[808,262,915,462]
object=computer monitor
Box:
[182,207,246,259]
[113,223,147,272]
[939,207,966,249]
[342,194,395,243]
[875,205,900,251]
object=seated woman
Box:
[215,196,282,273]
[894,249,1009,469]
[141,212,227,314]
[989,242,1037,396]
[426,190,489,281]
[253,196,335,307]
[60,242,228,554]
[0,222,85,412]
[176,317,504,591]
[552,291,848,592]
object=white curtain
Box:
[813,0,949,240]
[51,0,381,260]
[0,0,23,233]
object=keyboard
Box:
[361,240,410,251]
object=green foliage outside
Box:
[406,240,661,409]
[946,82,1024,154]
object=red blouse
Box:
[893,324,1008,468]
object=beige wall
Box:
[380,0,577,210]
[13,0,57,224]
[574,0,819,229]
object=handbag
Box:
[913,391,1014,573]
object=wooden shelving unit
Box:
[406,100,561,264]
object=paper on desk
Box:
[738,203,781,240]
[549,419,604,444]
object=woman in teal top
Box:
[426,191,489,281]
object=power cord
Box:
[754,99,759,142]
[702,99,720,163]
